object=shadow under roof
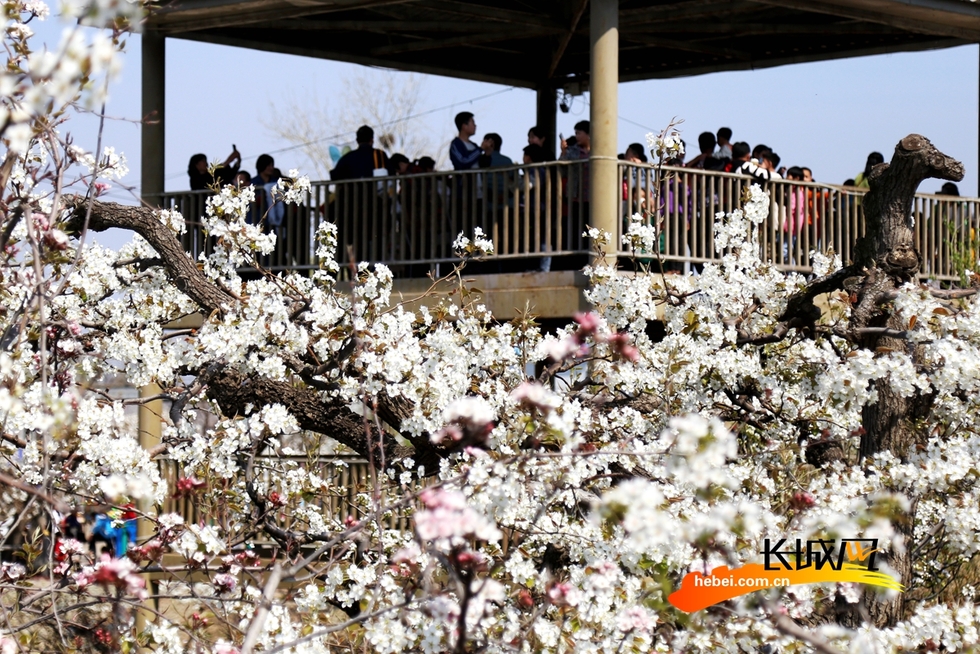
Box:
[148,0,980,87]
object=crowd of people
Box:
[184,119,963,274]
[189,120,959,197]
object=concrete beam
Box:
[170,32,538,87]
[165,270,594,326]
[549,0,590,78]
[618,36,964,81]
[389,271,592,319]
[622,32,752,60]
[623,20,906,35]
[748,0,980,39]
[370,27,553,55]
[153,0,421,32]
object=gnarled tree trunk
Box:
[851,135,963,626]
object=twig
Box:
[240,563,282,654]
[0,471,69,513]
[767,602,845,654]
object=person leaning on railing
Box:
[187,146,240,190]
[522,143,553,272]
[782,167,807,264]
[527,125,556,161]
[621,144,663,269]
[801,167,830,251]
[481,133,513,211]
[449,112,485,247]
[251,155,299,270]
[559,120,590,268]
[327,126,390,270]
[330,125,389,181]
[851,151,884,210]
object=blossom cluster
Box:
[6,3,980,646]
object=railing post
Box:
[590,0,619,268]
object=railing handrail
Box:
[158,163,980,202]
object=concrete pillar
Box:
[136,382,162,639]
[136,384,161,531]
[535,85,557,160]
[589,0,619,266]
[138,35,166,641]
[138,29,165,541]
[141,31,165,204]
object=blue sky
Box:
[39,21,980,204]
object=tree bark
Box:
[850,135,962,626]
[854,136,962,461]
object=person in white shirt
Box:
[715,127,733,160]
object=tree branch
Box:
[0,471,70,513]
[63,198,235,315]
[767,602,846,654]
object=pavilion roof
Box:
[148,0,980,87]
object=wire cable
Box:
[163,85,522,182]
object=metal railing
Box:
[154,161,980,282]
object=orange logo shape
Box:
[845,540,878,563]
[668,563,902,613]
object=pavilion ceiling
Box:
[149,0,980,87]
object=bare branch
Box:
[767,602,846,654]
[0,471,70,513]
[241,564,283,654]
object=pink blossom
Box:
[75,555,147,600]
[432,397,495,449]
[616,606,654,633]
[451,549,489,572]
[213,572,237,594]
[128,540,164,563]
[547,581,581,607]
[430,424,462,445]
[791,491,816,510]
[607,332,641,363]
[59,538,86,556]
[419,488,467,510]
[574,311,601,340]
[542,336,583,362]
[173,476,206,499]
[31,212,50,231]
[415,489,501,543]
[391,543,420,565]
[42,229,68,251]
[1,562,25,580]
[510,382,561,413]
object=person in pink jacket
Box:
[783,166,807,264]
